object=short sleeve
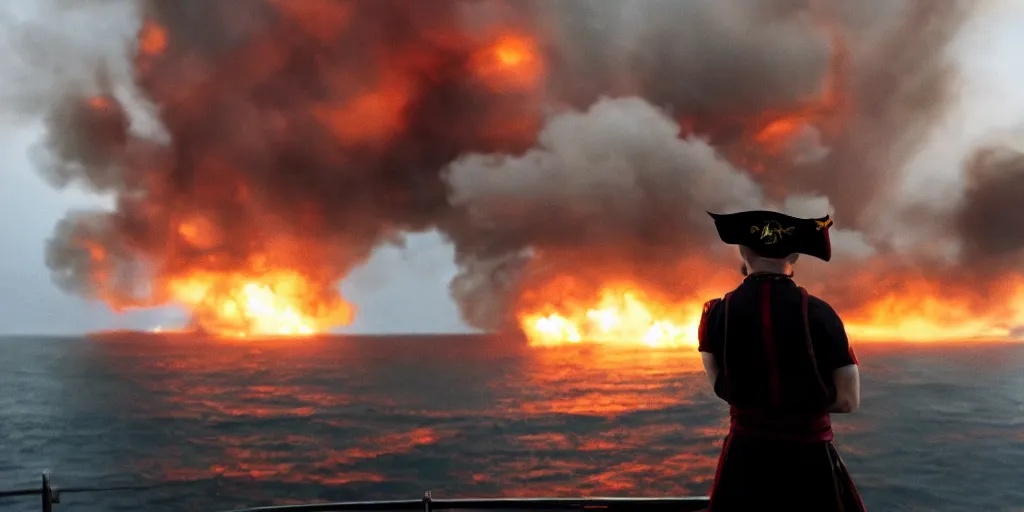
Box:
[698,298,725,354]
[807,296,858,370]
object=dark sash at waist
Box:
[729,406,834,442]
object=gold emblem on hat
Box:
[750,221,795,245]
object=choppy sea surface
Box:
[1,334,1022,512]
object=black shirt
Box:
[698,273,858,412]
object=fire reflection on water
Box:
[95,335,720,502]
[10,336,1018,511]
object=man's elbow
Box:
[832,396,859,413]
[830,364,861,413]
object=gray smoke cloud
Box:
[10,0,1011,334]
[442,0,982,330]
[958,146,1024,261]
[446,97,766,254]
[443,97,768,329]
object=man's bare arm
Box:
[700,352,719,389]
[828,364,860,413]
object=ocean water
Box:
[0,335,1021,512]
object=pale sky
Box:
[1,2,1023,335]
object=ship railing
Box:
[0,473,711,512]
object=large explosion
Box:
[16,0,1024,342]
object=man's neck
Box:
[747,265,792,276]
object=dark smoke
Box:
[34,0,550,312]
[958,146,1024,260]
[16,0,999,331]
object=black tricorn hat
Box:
[707,210,833,261]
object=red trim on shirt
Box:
[760,281,781,407]
[729,406,835,442]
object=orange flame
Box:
[138,20,168,57]
[515,265,1024,348]
[519,281,1024,348]
[843,278,1024,342]
[167,269,353,338]
[471,34,544,92]
[519,286,701,348]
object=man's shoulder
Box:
[701,291,734,316]
[802,292,844,323]
[804,292,836,311]
[698,296,727,350]
[702,297,723,312]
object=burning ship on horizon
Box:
[24,0,1024,345]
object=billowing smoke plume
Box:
[442,0,988,331]
[959,146,1024,261]
[15,0,1021,337]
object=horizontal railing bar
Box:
[224,496,711,512]
[0,489,42,498]
[2,474,711,512]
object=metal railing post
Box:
[41,474,52,512]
